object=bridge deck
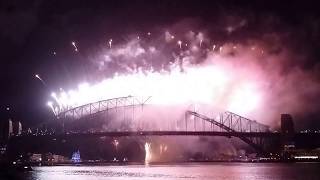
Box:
[13,131,281,139]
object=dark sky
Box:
[0,0,320,129]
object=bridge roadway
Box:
[11,131,320,142]
[14,131,281,139]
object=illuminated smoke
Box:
[49,24,320,128]
[50,63,262,118]
[50,32,263,118]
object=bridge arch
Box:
[185,111,270,152]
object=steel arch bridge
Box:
[53,96,270,152]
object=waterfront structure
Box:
[0,119,13,143]
[281,114,295,150]
[12,121,22,136]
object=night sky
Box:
[0,0,320,129]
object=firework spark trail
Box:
[35,74,47,87]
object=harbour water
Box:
[3,162,320,180]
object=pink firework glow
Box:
[51,62,262,115]
[48,30,320,127]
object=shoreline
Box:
[31,160,320,167]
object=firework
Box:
[49,63,262,116]
[48,31,274,121]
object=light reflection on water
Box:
[19,163,320,180]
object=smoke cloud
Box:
[63,20,315,129]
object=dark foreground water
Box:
[3,163,320,180]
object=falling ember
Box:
[212,44,216,51]
[145,142,152,164]
[35,74,40,80]
[108,39,112,48]
[177,40,182,49]
[71,41,78,52]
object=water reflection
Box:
[20,163,320,180]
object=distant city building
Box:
[12,121,22,136]
[52,154,69,163]
[0,119,13,143]
[0,146,6,156]
[29,153,42,163]
[39,153,69,164]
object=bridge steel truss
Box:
[185,111,270,152]
[57,96,151,120]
